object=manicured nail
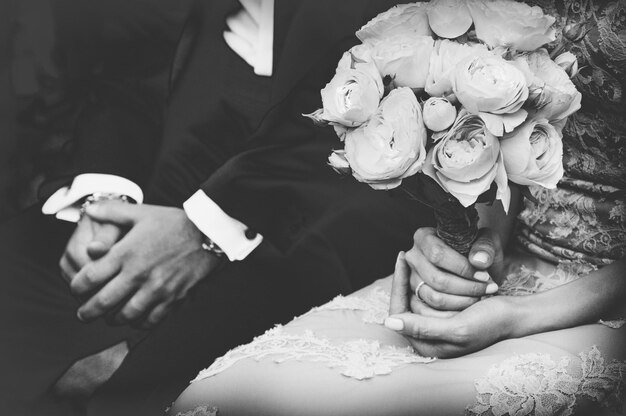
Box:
[76,310,85,322]
[486,283,499,294]
[384,317,404,331]
[397,251,405,262]
[85,204,99,215]
[472,251,490,266]
[474,271,490,282]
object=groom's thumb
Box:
[85,201,140,226]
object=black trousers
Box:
[0,189,431,415]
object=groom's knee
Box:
[53,341,129,400]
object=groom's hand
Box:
[71,202,220,327]
[404,227,502,313]
[60,215,124,284]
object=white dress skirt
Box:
[168,261,626,416]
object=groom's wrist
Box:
[42,173,144,222]
[79,192,135,219]
[183,190,263,262]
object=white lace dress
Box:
[169,275,625,416]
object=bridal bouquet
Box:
[306,0,581,254]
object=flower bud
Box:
[554,51,579,78]
[563,22,587,42]
[423,97,457,132]
[328,150,351,174]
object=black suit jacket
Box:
[146,0,430,299]
[39,0,429,298]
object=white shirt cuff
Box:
[41,173,144,222]
[183,190,263,261]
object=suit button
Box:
[245,229,258,240]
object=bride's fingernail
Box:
[384,317,404,331]
[472,251,490,266]
[474,271,490,282]
[397,251,405,262]
[486,283,499,294]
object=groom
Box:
[1,0,428,415]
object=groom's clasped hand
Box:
[62,201,221,328]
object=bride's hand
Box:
[403,227,502,312]
[386,255,516,358]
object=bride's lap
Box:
[170,277,626,416]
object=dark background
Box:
[0,0,186,221]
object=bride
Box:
[169,1,626,414]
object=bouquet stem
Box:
[402,175,479,257]
[433,204,478,257]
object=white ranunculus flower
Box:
[356,3,431,43]
[425,39,490,98]
[467,0,556,51]
[426,0,473,39]
[452,54,530,135]
[370,34,434,90]
[501,118,563,188]
[423,110,510,209]
[343,88,427,190]
[423,97,456,132]
[311,50,383,127]
[515,49,582,122]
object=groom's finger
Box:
[71,252,123,296]
[113,278,166,324]
[77,272,138,322]
[140,302,173,329]
[84,201,142,226]
[87,223,123,260]
[389,252,411,315]
[59,254,78,284]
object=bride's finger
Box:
[405,249,495,297]
[385,312,462,343]
[417,284,480,311]
[389,252,411,315]
[410,295,457,318]
[412,228,475,279]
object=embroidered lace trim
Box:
[193,326,433,382]
[172,405,218,416]
[192,288,431,382]
[305,286,391,324]
[466,346,626,416]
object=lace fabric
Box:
[172,405,218,416]
[305,286,391,324]
[193,287,433,383]
[467,346,626,416]
[514,0,626,267]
